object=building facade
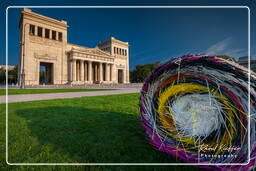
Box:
[238,56,256,73]
[18,8,129,85]
[0,65,15,70]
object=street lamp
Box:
[20,23,29,89]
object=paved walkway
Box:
[0,88,141,103]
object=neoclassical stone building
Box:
[18,8,129,85]
[238,56,256,73]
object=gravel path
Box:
[0,88,141,103]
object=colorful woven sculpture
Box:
[140,55,256,170]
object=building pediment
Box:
[69,47,114,63]
[70,47,113,58]
[90,48,111,56]
[71,47,111,56]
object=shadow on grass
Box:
[9,106,204,170]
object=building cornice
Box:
[69,49,115,63]
[70,48,113,58]
[111,38,129,46]
[21,8,68,29]
[98,37,129,47]
[67,43,89,49]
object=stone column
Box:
[106,63,110,81]
[72,59,76,82]
[35,26,38,36]
[76,61,80,81]
[80,60,84,82]
[99,62,103,82]
[111,64,116,83]
[56,31,58,41]
[84,61,88,81]
[69,60,72,82]
[88,61,92,83]
[110,64,113,82]
[50,30,52,39]
[126,48,130,83]
[95,63,98,81]
[122,69,125,83]
[42,28,45,38]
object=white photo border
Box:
[5,6,251,166]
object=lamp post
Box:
[20,23,29,89]
[20,68,25,89]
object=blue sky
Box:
[1,0,255,70]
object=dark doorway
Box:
[39,62,53,84]
[118,69,124,83]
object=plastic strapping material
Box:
[139,55,256,170]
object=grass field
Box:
[0,93,204,171]
[0,88,113,95]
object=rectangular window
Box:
[58,32,63,41]
[125,50,127,56]
[38,27,42,37]
[45,29,50,38]
[52,30,56,40]
[29,24,35,35]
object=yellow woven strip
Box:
[156,82,239,147]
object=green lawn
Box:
[0,88,113,95]
[0,93,204,171]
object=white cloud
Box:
[205,37,232,55]
[224,48,248,59]
[203,37,248,60]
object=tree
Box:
[0,68,5,84]
[0,65,18,85]
[8,65,18,84]
[216,55,236,62]
[130,62,160,83]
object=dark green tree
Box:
[0,65,18,85]
[8,65,18,84]
[130,62,160,83]
[0,68,5,84]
